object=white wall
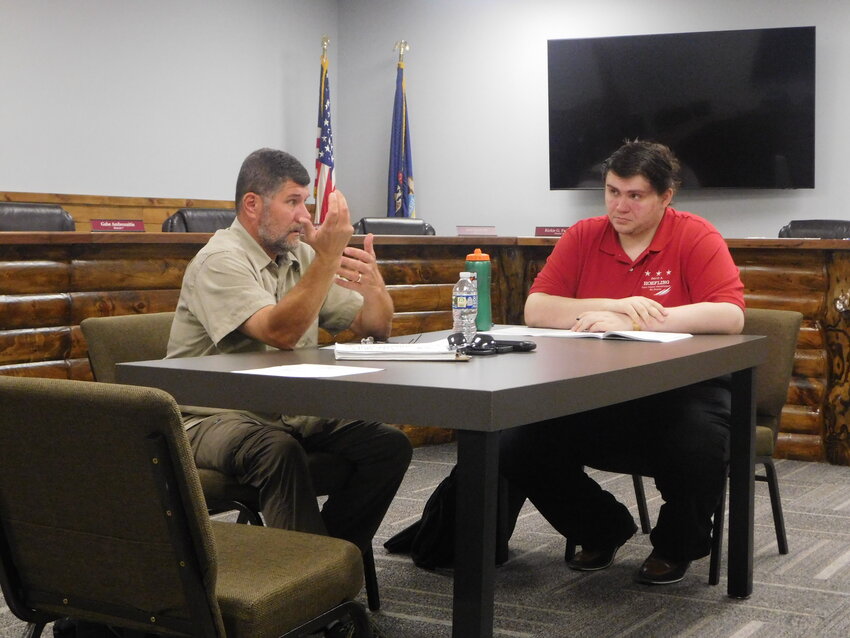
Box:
[1,0,849,238]
[337,0,850,238]
[0,0,336,201]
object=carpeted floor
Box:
[2,442,849,638]
[366,443,850,638]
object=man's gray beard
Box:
[258,211,300,256]
[260,232,299,256]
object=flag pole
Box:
[314,35,335,224]
[388,40,415,218]
[394,39,409,63]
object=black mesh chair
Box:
[353,217,435,235]
[778,219,850,238]
[0,203,75,231]
[162,208,236,232]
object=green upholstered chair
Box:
[565,308,802,584]
[704,307,801,583]
[0,375,370,638]
[81,312,381,611]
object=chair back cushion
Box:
[353,216,435,235]
[0,376,223,636]
[162,208,236,232]
[0,203,75,231]
[743,308,803,437]
[81,312,175,383]
[778,219,850,238]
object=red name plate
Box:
[90,219,146,232]
[534,226,569,237]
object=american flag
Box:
[388,60,415,217]
[313,54,335,224]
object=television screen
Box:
[548,26,815,189]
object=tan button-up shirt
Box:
[167,218,362,434]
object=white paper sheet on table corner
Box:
[235,363,383,378]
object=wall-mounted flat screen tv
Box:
[548,26,815,189]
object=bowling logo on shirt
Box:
[640,268,673,297]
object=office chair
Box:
[80,312,382,610]
[0,202,76,231]
[0,375,370,638]
[162,208,236,232]
[565,308,802,585]
[778,219,850,238]
[353,216,436,235]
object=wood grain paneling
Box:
[1,294,70,329]
[0,260,70,294]
[1,230,848,464]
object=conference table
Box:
[116,330,766,638]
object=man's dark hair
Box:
[235,148,311,209]
[602,140,682,195]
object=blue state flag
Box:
[388,61,415,217]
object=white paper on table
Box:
[235,363,383,378]
[487,326,692,342]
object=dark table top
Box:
[117,332,765,432]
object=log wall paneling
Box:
[2,232,849,464]
[823,251,850,465]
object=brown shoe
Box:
[567,544,622,571]
[636,550,691,585]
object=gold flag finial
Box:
[321,35,330,59]
[394,40,410,63]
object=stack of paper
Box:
[334,341,466,361]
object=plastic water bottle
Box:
[452,271,478,343]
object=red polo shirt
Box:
[530,207,744,309]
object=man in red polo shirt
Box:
[500,140,744,585]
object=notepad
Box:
[489,326,692,343]
[333,341,468,361]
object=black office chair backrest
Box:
[0,203,75,231]
[353,217,435,235]
[162,208,236,232]
[778,219,850,239]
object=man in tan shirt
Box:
[167,148,412,553]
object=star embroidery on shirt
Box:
[645,270,651,276]
[656,271,662,276]
[666,270,672,275]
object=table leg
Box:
[728,367,755,598]
[452,430,499,638]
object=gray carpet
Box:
[2,443,849,638]
[366,443,850,638]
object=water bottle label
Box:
[453,294,477,310]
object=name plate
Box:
[457,225,497,236]
[535,226,569,237]
[90,219,146,232]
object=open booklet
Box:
[489,326,692,343]
[333,341,469,361]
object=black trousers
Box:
[187,413,412,553]
[500,377,731,561]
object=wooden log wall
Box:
[1,232,849,464]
